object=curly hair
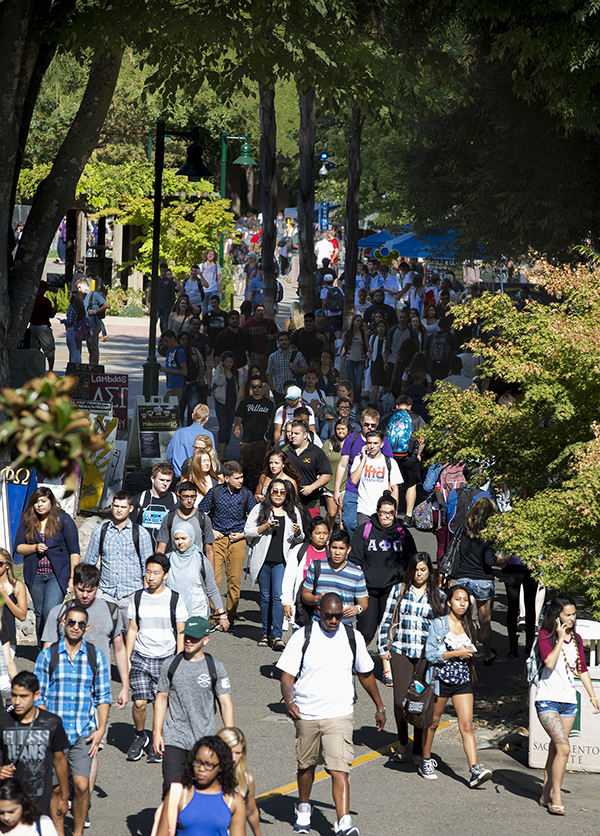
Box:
[216,727,248,797]
[180,737,237,796]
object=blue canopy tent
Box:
[357,230,391,249]
[384,230,460,260]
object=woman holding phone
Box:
[535,595,600,815]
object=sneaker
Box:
[418,757,438,780]
[84,810,91,828]
[293,802,311,834]
[469,764,492,788]
[126,733,148,761]
[336,814,359,836]
[146,750,163,763]
[402,515,414,528]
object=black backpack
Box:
[429,332,451,366]
[133,588,180,632]
[326,287,344,313]
[295,620,357,681]
[49,640,97,683]
[294,552,323,628]
[166,651,221,716]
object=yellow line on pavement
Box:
[256,721,454,803]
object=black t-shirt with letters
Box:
[235,397,275,443]
[283,441,332,505]
[0,707,69,815]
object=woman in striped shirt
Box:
[378,552,445,764]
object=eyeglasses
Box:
[338,405,351,410]
[194,759,219,770]
[378,510,395,517]
[179,494,197,500]
[0,562,8,567]
[66,619,87,630]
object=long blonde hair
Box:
[216,727,248,796]
[189,452,219,496]
[0,548,17,585]
[289,301,305,332]
[194,434,220,472]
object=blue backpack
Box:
[386,409,413,455]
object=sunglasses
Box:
[67,619,87,630]
[322,612,342,621]
[251,384,263,389]
[271,489,286,495]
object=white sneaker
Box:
[293,803,311,834]
[336,814,360,836]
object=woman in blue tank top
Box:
[155,736,245,836]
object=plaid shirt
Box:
[34,638,112,745]
[83,519,153,599]
[266,347,308,393]
[377,583,444,658]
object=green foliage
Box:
[48,287,69,314]
[422,260,600,616]
[119,183,234,276]
[0,374,109,495]
[106,287,145,315]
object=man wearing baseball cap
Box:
[152,616,233,798]
[271,385,317,447]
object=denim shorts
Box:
[535,700,578,718]
[452,577,495,602]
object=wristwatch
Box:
[356,605,363,615]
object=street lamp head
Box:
[233,135,256,166]
[177,142,213,181]
[319,163,328,177]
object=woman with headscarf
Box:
[166,520,229,631]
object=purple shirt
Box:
[341,432,393,493]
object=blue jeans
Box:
[29,573,64,647]
[452,577,495,602]
[180,382,203,426]
[535,701,578,718]
[214,401,236,446]
[65,328,82,363]
[346,359,365,403]
[342,490,359,539]
[258,562,285,640]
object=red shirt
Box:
[30,293,53,326]
[242,316,279,354]
[330,237,340,263]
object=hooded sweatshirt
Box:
[349,513,417,588]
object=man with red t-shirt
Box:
[242,303,279,376]
[329,230,340,264]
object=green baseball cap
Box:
[181,616,210,638]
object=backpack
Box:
[429,332,451,367]
[277,236,290,249]
[294,552,323,627]
[49,640,97,683]
[362,518,405,546]
[98,521,142,568]
[526,635,557,687]
[437,463,466,503]
[446,486,489,534]
[74,316,91,342]
[325,287,344,313]
[133,588,180,632]
[210,484,250,518]
[386,409,413,455]
[295,620,357,682]
[275,280,284,303]
[166,651,221,717]
[56,600,119,638]
[164,511,208,578]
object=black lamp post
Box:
[142,120,212,399]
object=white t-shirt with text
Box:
[351,452,403,516]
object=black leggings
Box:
[356,586,393,644]
[389,652,424,756]
[504,569,537,645]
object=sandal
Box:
[390,748,408,764]
[548,805,565,816]
[381,671,393,687]
[272,639,286,652]
[257,636,270,647]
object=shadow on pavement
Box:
[492,766,543,801]
[108,721,137,754]
[126,807,156,836]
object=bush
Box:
[106,287,127,315]
[120,303,146,317]
[106,287,146,316]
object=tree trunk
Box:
[297,87,316,311]
[0,48,122,385]
[259,83,277,319]
[343,105,365,333]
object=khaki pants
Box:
[212,537,247,622]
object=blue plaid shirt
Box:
[199,486,256,535]
[34,638,112,745]
[83,519,153,599]
[377,584,445,658]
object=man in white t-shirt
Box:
[125,554,188,764]
[378,265,400,308]
[349,430,402,525]
[315,234,334,268]
[277,592,385,836]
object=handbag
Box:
[412,490,436,531]
[438,523,465,586]
[402,650,436,729]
